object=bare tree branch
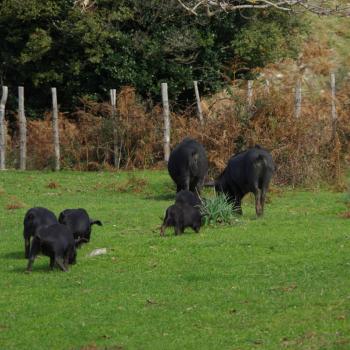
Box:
[177,0,350,16]
[178,0,207,14]
[74,0,96,13]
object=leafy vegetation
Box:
[0,170,349,349]
[200,192,239,225]
[0,0,305,114]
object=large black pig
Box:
[168,138,208,193]
[215,145,275,216]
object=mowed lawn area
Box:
[0,170,349,350]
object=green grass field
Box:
[0,170,349,350]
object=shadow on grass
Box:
[11,263,66,274]
[2,251,24,260]
[144,193,175,201]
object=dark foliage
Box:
[0,0,305,115]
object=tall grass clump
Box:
[200,193,240,226]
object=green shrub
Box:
[200,193,240,226]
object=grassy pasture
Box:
[0,170,349,350]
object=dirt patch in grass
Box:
[79,344,123,350]
[339,211,350,219]
[5,196,26,210]
[270,284,298,293]
[46,181,60,189]
[107,176,148,193]
[0,324,9,331]
[335,338,350,346]
[281,331,324,348]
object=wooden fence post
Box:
[330,72,341,182]
[110,89,120,169]
[51,88,60,171]
[18,86,27,170]
[247,80,254,116]
[193,80,204,126]
[294,78,302,119]
[161,83,170,162]
[0,86,8,170]
[330,72,337,138]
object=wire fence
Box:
[0,71,349,187]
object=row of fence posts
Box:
[0,73,339,171]
[161,81,204,162]
[294,73,337,137]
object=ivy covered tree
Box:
[0,0,306,115]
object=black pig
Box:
[26,224,77,272]
[215,145,275,216]
[58,208,102,247]
[175,189,201,207]
[23,207,58,258]
[168,138,208,193]
[160,203,202,236]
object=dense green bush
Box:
[0,0,306,115]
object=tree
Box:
[0,0,307,114]
[177,0,350,16]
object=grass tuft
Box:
[107,175,148,193]
[200,193,240,225]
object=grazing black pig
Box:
[160,203,202,236]
[23,207,58,258]
[58,208,102,247]
[26,224,77,272]
[215,145,275,216]
[168,138,208,193]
